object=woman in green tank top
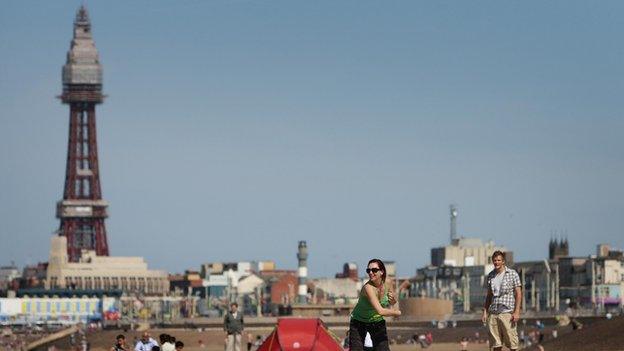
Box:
[349,259,401,351]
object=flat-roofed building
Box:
[46,236,168,294]
[311,278,361,305]
[431,237,511,267]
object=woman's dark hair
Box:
[368,258,387,284]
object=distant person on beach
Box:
[459,337,468,351]
[160,335,174,351]
[417,334,427,348]
[224,302,244,351]
[135,332,159,351]
[482,251,522,351]
[111,334,127,351]
[349,258,401,351]
[246,333,253,351]
[425,331,433,345]
[174,341,184,351]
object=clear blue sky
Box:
[1,1,622,277]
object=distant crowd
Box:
[112,332,184,351]
[110,330,269,351]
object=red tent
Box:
[257,318,343,351]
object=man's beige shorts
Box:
[487,313,519,349]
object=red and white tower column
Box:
[56,6,109,262]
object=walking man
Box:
[135,332,158,351]
[482,251,522,351]
[224,303,244,351]
[111,334,127,351]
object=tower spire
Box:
[75,5,90,25]
[62,4,102,98]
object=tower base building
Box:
[46,236,168,294]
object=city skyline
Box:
[1,1,623,277]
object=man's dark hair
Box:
[116,335,125,341]
[175,341,184,349]
[152,347,160,351]
[230,302,238,307]
[491,250,506,260]
[159,334,169,344]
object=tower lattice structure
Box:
[56,6,109,262]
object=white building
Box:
[431,237,509,267]
[312,278,362,305]
[46,236,168,294]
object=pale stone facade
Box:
[431,237,508,267]
[312,278,361,304]
[46,236,168,294]
[602,259,624,285]
[237,273,265,295]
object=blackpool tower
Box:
[56,6,109,262]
